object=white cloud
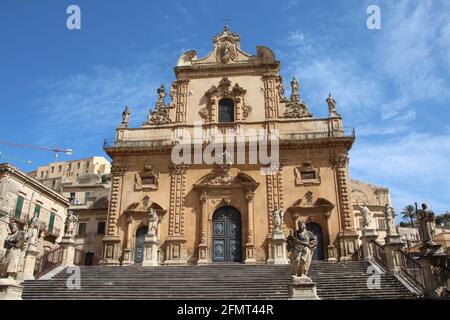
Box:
[350,132,450,213]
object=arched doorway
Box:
[306,222,324,260]
[212,206,242,262]
[134,226,148,263]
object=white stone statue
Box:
[147,208,159,238]
[121,106,131,128]
[326,93,339,116]
[27,214,40,246]
[358,203,373,229]
[418,203,436,245]
[384,205,398,236]
[1,222,28,279]
[287,221,317,277]
[64,211,78,238]
[272,208,283,232]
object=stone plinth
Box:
[417,243,448,298]
[60,236,76,267]
[22,244,40,280]
[197,243,209,265]
[267,231,288,265]
[289,276,320,300]
[142,235,159,266]
[360,229,378,262]
[0,278,23,300]
[383,235,404,275]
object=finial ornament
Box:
[144,84,171,125]
[290,77,300,103]
[120,105,131,128]
[284,76,312,118]
[326,93,340,117]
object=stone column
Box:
[332,156,358,260]
[197,190,208,265]
[244,189,256,264]
[102,164,127,265]
[360,228,377,262]
[142,236,159,267]
[60,236,77,267]
[164,165,188,265]
[324,211,337,261]
[175,78,189,123]
[22,244,40,280]
[121,212,133,266]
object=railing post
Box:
[60,235,77,267]
[417,244,448,298]
[360,229,377,261]
[383,235,404,275]
[22,243,40,280]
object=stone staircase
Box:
[22,261,417,300]
[309,261,417,300]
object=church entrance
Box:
[212,206,242,263]
[134,226,148,263]
[306,222,324,260]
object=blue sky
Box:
[0,0,449,215]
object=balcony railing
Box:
[105,127,355,149]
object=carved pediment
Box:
[124,196,167,215]
[194,169,258,189]
[200,77,252,123]
[288,194,334,210]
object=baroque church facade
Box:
[101,26,360,266]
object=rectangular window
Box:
[300,171,316,180]
[77,162,81,169]
[15,196,24,218]
[86,161,90,168]
[68,163,72,171]
[51,166,55,173]
[97,221,106,235]
[59,165,62,172]
[48,211,56,233]
[34,204,41,218]
[85,192,90,203]
[40,171,44,178]
[78,223,87,235]
[142,176,155,185]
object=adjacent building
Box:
[29,157,111,192]
[0,163,69,263]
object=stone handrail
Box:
[397,249,425,290]
[34,247,64,279]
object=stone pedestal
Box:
[360,229,378,262]
[289,276,320,300]
[60,236,76,267]
[244,244,256,264]
[121,248,133,266]
[417,244,447,298]
[327,245,338,261]
[337,231,358,261]
[22,244,40,280]
[164,237,187,265]
[101,236,121,265]
[0,278,23,300]
[197,243,209,265]
[267,231,288,265]
[142,236,159,267]
[384,235,404,275]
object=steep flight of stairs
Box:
[308,261,417,300]
[22,261,417,300]
[22,264,292,300]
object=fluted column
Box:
[197,190,209,264]
[122,212,133,265]
[244,189,256,264]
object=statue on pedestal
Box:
[326,93,340,117]
[64,211,78,238]
[272,208,283,233]
[120,106,131,128]
[147,208,160,238]
[418,203,436,245]
[384,205,398,236]
[357,203,373,229]
[287,221,317,277]
[1,222,28,279]
[27,214,40,246]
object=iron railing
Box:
[104,127,355,149]
[34,247,63,279]
[397,249,425,290]
[371,241,387,269]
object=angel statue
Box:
[357,203,373,230]
[287,221,317,277]
[147,208,160,238]
[272,208,283,232]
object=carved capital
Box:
[199,190,207,204]
[331,156,349,168]
[111,164,128,176]
[245,190,255,202]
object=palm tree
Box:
[400,205,416,227]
